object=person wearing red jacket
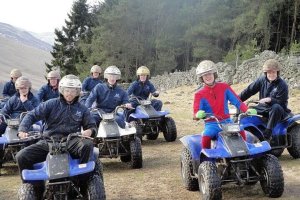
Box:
[193,60,248,149]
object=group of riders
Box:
[0,58,290,192]
[0,65,161,183]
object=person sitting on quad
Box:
[194,60,249,149]
[239,59,291,141]
[36,70,60,103]
[85,65,132,128]
[2,69,22,98]
[80,65,103,104]
[1,69,23,109]
[16,74,97,181]
[0,76,39,136]
[127,66,162,111]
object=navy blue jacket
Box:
[127,80,156,100]
[36,84,59,102]
[82,77,103,92]
[85,83,129,113]
[239,76,289,112]
[2,80,17,97]
[1,92,39,118]
[19,96,96,137]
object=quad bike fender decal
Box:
[246,141,271,154]
[119,126,136,136]
[22,160,95,181]
[201,146,231,158]
[180,135,202,159]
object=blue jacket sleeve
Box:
[36,85,46,102]
[239,77,262,102]
[127,82,136,96]
[85,85,98,108]
[2,82,11,97]
[82,77,89,91]
[1,97,14,116]
[149,82,156,94]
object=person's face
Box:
[63,87,78,102]
[49,78,58,86]
[12,76,18,83]
[92,72,100,78]
[266,70,278,82]
[202,73,215,86]
[18,86,29,96]
[139,75,147,82]
[107,74,118,85]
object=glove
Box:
[246,108,257,115]
[196,110,206,119]
[152,91,159,97]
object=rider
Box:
[239,59,291,140]
[0,76,39,135]
[36,70,60,102]
[127,66,162,111]
[16,74,97,181]
[80,65,103,104]
[194,60,248,149]
[85,66,132,128]
[2,69,22,98]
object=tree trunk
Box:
[290,0,300,46]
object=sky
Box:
[0,0,99,33]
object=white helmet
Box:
[104,66,121,80]
[59,74,82,96]
[196,60,218,77]
[47,70,61,80]
[15,76,32,89]
[90,65,102,74]
[10,69,22,78]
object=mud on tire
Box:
[18,183,37,200]
[84,174,106,200]
[287,124,300,158]
[259,154,284,198]
[181,147,199,191]
[162,117,177,142]
[130,137,143,168]
[198,161,222,200]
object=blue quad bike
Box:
[0,113,40,174]
[94,106,143,169]
[235,101,300,158]
[180,112,284,199]
[126,96,177,142]
[18,133,106,200]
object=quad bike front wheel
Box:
[130,137,143,168]
[84,174,106,200]
[162,117,177,142]
[198,161,222,200]
[259,154,284,198]
[181,147,199,191]
[287,124,300,158]
[18,183,41,200]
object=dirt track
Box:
[0,85,300,199]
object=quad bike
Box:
[233,100,300,158]
[180,112,284,199]
[94,106,143,169]
[0,112,40,174]
[126,96,177,142]
[18,133,106,200]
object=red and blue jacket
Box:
[193,82,248,120]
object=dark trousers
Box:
[254,103,287,130]
[16,137,93,181]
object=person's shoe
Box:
[263,129,272,142]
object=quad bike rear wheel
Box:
[162,117,177,142]
[18,183,40,200]
[181,147,199,191]
[84,174,106,200]
[287,124,300,158]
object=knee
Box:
[271,104,284,112]
[15,149,26,165]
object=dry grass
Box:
[1,84,300,200]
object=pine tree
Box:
[45,0,94,76]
